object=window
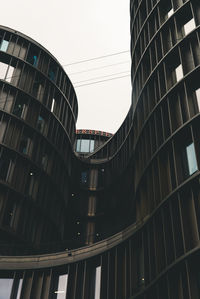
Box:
[54,274,68,298]
[167,8,174,18]
[76,139,81,152]
[76,139,95,153]
[13,98,27,118]
[186,143,198,175]
[81,171,88,184]
[90,140,95,152]
[48,62,57,82]
[37,115,46,134]
[0,155,12,181]
[27,46,39,66]
[175,64,183,82]
[3,200,16,227]
[94,266,101,299]
[19,135,32,155]
[0,278,13,298]
[0,62,14,82]
[32,76,44,101]
[25,171,39,198]
[0,62,8,79]
[16,279,23,299]
[184,18,196,35]
[0,39,9,52]
[81,139,90,152]
[196,88,200,111]
[51,98,55,112]
[6,65,14,83]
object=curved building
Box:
[1,0,200,297]
[0,25,78,255]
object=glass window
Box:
[76,139,81,152]
[13,98,27,118]
[167,8,174,18]
[6,66,14,83]
[0,155,12,181]
[54,274,68,298]
[90,140,95,152]
[37,115,46,133]
[0,62,8,80]
[81,139,90,152]
[51,98,55,112]
[175,64,183,82]
[196,88,200,111]
[48,62,57,82]
[0,278,13,298]
[81,171,87,184]
[184,18,196,35]
[48,69,56,81]
[0,39,9,52]
[16,279,23,299]
[19,136,32,155]
[186,143,198,175]
[95,266,101,299]
[27,46,39,66]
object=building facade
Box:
[0,0,200,297]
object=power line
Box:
[74,74,130,88]
[63,50,130,67]
[68,61,130,76]
[73,70,130,84]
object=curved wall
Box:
[0,25,77,254]
[130,0,200,298]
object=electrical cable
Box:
[68,61,130,76]
[74,74,130,88]
[73,70,131,84]
[62,50,130,67]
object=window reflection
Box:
[16,279,23,299]
[95,266,101,299]
[13,98,27,119]
[55,274,68,299]
[76,139,95,153]
[195,88,200,111]
[167,8,174,18]
[0,39,9,52]
[175,64,183,82]
[0,278,13,298]
[37,115,46,134]
[184,18,196,35]
[186,143,198,175]
[27,46,38,66]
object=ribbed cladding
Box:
[68,108,135,248]
[0,27,77,254]
[0,217,200,299]
[131,0,200,297]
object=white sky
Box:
[1,0,131,133]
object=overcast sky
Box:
[1,0,131,133]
